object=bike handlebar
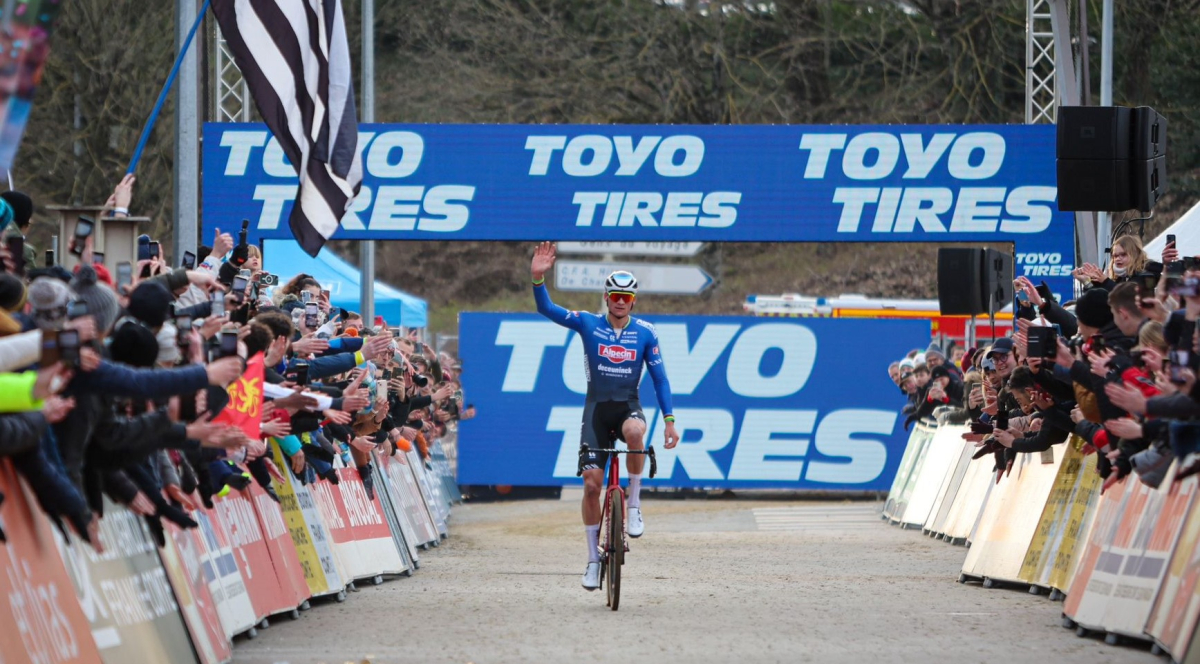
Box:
[577,445,657,479]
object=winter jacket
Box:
[0,330,40,372]
[0,412,47,457]
[0,372,42,412]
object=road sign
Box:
[555,260,714,295]
[556,242,704,257]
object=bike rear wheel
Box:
[606,490,623,611]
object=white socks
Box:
[585,524,600,563]
[628,474,642,509]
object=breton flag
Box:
[211,0,362,256]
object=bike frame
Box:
[585,447,656,568]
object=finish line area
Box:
[231,495,1154,664]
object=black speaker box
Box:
[1057,155,1167,212]
[984,248,1013,313]
[937,248,986,315]
[1057,106,1168,212]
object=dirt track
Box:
[232,493,1156,664]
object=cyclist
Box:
[530,241,680,591]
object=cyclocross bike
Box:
[580,441,656,611]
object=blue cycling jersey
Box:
[534,283,674,417]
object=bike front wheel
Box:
[607,490,623,611]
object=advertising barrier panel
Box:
[159,520,233,664]
[460,315,929,489]
[247,483,311,612]
[268,441,344,598]
[1146,473,1200,658]
[203,123,1076,297]
[55,499,199,664]
[0,460,101,664]
[193,507,257,639]
[333,467,409,577]
[210,489,292,625]
[377,451,439,547]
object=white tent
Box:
[1144,199,1200,260]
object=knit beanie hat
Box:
[109,320,160,368]
[70,265,120,336]
[127,281,175,330]
[0,191,33,228]
[1074,288,1114,329]
[26,276,75,331]
[0,273,26,311]
[925,341,945,359]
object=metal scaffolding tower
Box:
[1026,0,1057,124]
[214,27,251,122]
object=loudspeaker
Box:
[984,248,1013,314]
[1057,106,1168,212]
[937,248,986,315]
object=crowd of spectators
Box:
[889,234,1199,491]
[0,175,469,549]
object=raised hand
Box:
[531,241,557,280]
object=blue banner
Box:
[458,313,930,490]
[203,122,1076,296]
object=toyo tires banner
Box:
[458,313,929,490]
[203,123,1076,296]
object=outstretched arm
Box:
[531,241,583,331]
[644,330,679,449]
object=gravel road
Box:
[232,492,1157,664]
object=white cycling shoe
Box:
[582,562,600,590]
[628,507,645,538]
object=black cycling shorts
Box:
[578,400,646,473]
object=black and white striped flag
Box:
[212,0,362,256]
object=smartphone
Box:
[301,290,312,304]
[66,300,88,321]
[44,249,54,267]
[149,241,161,259]
[181,251,196,270]
[258,271,279,286]
[1015,289,1029,304]
[58,329,81,368]
[1089,334,1106,355]
[211,291,226,317]
[285,361,310,386]
[1170,350,1189,384]
[178,391,198,422]
[175,316,192,347]
[116,262,133,291]
[91,252,105,265]
[1168,234,1177,248]
[70,217,95,256]
[231,275,248,304]
[1027,327,1057,359]
[304,302,319,329]
[4,236,24,276]
[321,289,330,301]
[218,330,239,358]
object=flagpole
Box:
[127,0,212,176]
[359,0,376,330]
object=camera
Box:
[970,421,994,435]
